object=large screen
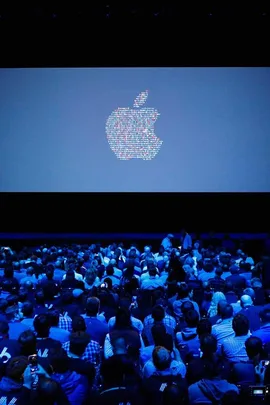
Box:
[0,68,269,192]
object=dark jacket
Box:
[52,370,88,405]
[0,377,31,405]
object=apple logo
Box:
[105,90,163,160]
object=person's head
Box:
[222,391,240,405]
[47,310,60,327]
[6,356,28,382]
[245,336,263,361]
[159,245,165,255]
[163,381,187,405]
[240,294,253,309]
[200,334,217,357]
[35,290,45,304]
[151,324,173,352]
[69,332,90,357]
[18,288,28,303]
[232,313,249,336]
[49,348,69,373]
[203,259,214,273]
[65,269,75,281]
[148,264,157,277]
[180,300,194,316]
[220,303,233,320]
[243,287,255,301]
[217,299,228,316]
[111,336,127,355]
[18,330,37,356]
[106,264,114,276]
[0,298,8,313]
[72,316,86,332]
[197,318,212,338]
[265,290,270,304]
[152,305,165,323]
[259,308,270,325]
[152,346,171,371]
[251,278,263,290]
[115,307,132,329]
[37,378,61,405]
[215,267,223,278]
[225,280,234,292]
[21,301,34,318]
[34,314,50,338]
[229,264,239,275]
[184,310,199,328]
[4,266,14,278]
[85,267,97,286]
[86,297,100,316]
[45,266,54,280]
[0,321,9,339]
[177,283,191,299]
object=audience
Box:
[0,237,269,405]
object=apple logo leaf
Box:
[133,90,149,108]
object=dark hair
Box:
[18,330,37,356]
[4,266,14,278]
[177,283,190,299]
[152,305,165,322]
[163,382,187,405]
[180,300,194,315]
[232,313,249,336]
[69,331,90,357]
[215,267,223,277]
[18,289,28,303]
[197,318,212,337]
[217,299,228,315]
[106,264,114,276]
[35,290,45,304]
[47,310,60,327]
[0,299,8,312]
[220,304,233,319]
[72,316,86,332]
[49,348,69,373]
[184,310,199,328]
[86,297,99,316]
[222,391,240,405]
[151,324,173,352]
[0,321,9,336]
[65,269,75,281]
[22,301,34,317]
[259,308,270,323]
[37,378,61,405]
[200,334,217,357]
[34,314,50,337]
[6,356,28,380]
[152,346,171,371]
[115,307,132,329]
[245,336,263,359]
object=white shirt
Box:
[62,272,83,281]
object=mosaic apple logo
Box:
[106,90,163,160]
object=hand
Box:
[23,364,50,389]
[255,363,266,384]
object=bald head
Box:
[241,294,253,308]
[110,259,116,266]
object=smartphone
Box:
[28,354,38,372]
[28,355,39,389]
[262,360,270,367]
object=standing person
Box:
[180,230,192,252]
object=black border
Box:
[1,15,270,234]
